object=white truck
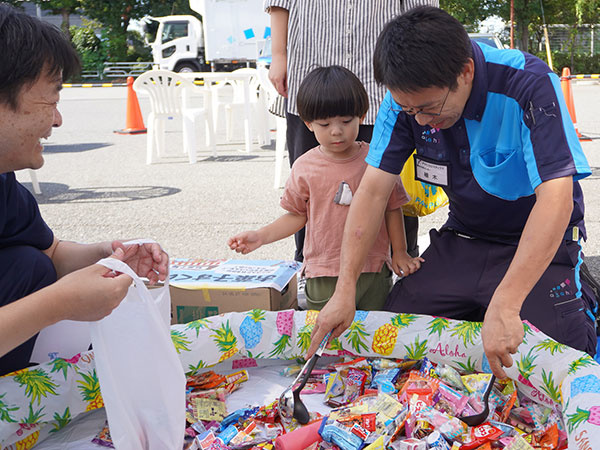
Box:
[148,0,270,72]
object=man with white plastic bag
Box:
[0,4,167,373]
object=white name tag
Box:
[414,155,449,187]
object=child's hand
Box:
[227,231,263,254]
[390,251,425,278]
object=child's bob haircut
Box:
[296,65,369,123]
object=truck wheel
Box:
[175,62,199,73]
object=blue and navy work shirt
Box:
[0,172,53,252]
[367,41,591,245]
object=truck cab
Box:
[150,15,206,72]
[148,0,269,73]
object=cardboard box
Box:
[170,275,297,324]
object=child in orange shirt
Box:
[228,66,423,310]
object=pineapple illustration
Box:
[239,309,266,349]
[187,360,207,375]
[521,322,535,344]
[456,356,477,374]
[78,370,104,411]
[15,406,44,450]
[15,428,40,450]
[0,393,18,423]
[567,406,600,433]
[371,313,417,356]
[13,368,59,406]
[186,318,213,337]
[50,356,78,381]
[427,317,450,337]
[344,311,370,354]
[327,337,343,353]
[49,407,72,433]
[516,348,538,388]
[269,310,294,357]
[298,310,319,353]
[171,329,192,354]
[540,369,562,403]
[212,320,238,362]
[569,355,596,375]
[450,321,482,347]
[404,336,428,360]
[533,338,567,356]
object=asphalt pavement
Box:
[14,81,600,279]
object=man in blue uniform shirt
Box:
[0,4,168,376]
[309,6,597,378]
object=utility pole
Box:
[539,0,553,70]
[510,0,515,48]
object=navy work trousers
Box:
[0,246,57,376]
[385,229,597,356]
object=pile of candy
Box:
[93,356,566,449]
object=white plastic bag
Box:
[90,256,186,450]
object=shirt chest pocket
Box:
[471,147,535,200]
[415,144,447,162]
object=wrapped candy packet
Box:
[371,368,401,394]
[435,364,465,391]
[461,373,493,395]
[343,368,368,404]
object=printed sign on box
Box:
[169,259,301,324]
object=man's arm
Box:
[482,176,573,378]
[43,238,112,278]
[44,239,168,284]
[268,6,289,97]
[0,252,132,358]
[307,166,398,356]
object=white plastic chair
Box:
[133,70,215,164]
[256,65,287,189]
[29,169,41,194]
[212,68,270,148]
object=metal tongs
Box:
[278,332,331,425]
[459,374,496,427]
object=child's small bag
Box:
[90,255,186,450]
[400,150,449,217]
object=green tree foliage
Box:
[148,0,196,17]
[70,19,107,74]
[441,0,596,53]
[440,0,497,31]
[77,0,195,61]
[78,0,143,60]
[575,0,600,24]
[36,0,81,41]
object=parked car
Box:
[468,33,505,49]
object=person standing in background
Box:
[264,0,439,262]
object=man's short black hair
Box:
[297,65,369,123]
[373,6,472,93]
[0,3,80,110]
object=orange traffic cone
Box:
[560,67,591,142]
[114,76,147,135]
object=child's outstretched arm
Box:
[228,212,306,255]
[385,209,425,277]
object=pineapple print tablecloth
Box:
[2,310,600,449]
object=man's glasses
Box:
[391,88,450,118]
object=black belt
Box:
[448,227,579,242]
